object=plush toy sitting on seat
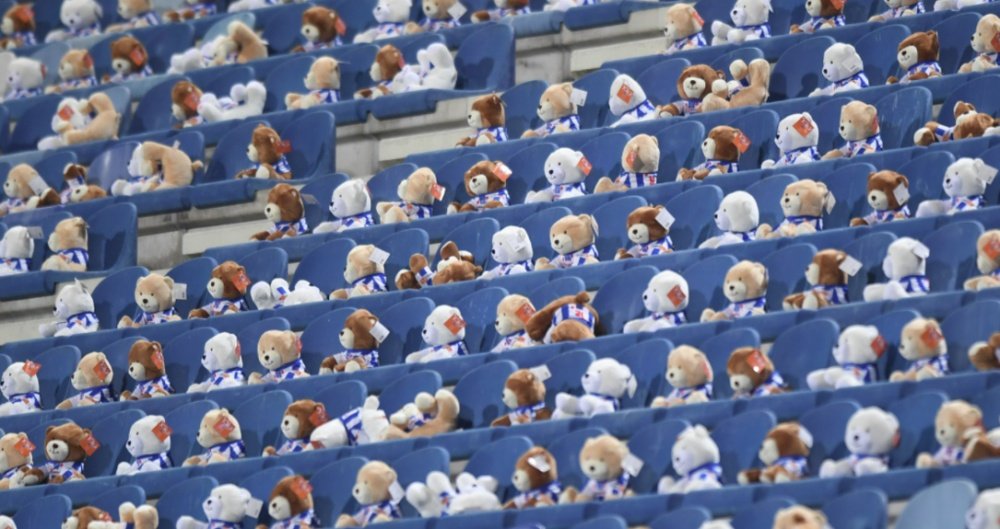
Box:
[790,0,844,32]
[113,141,202,197]
[869,0,925,22]
[807,325,883,389]
[39,281,99,338]
[595,135,661,192]
[235,125,293,180]
[0,227,33,276]
[295,6,345,52]
[187,333,245,392]
[353,0,412,43]
[309,396,390,449]
[120,340,174,400]
[384,389,460,439]
[699,192,760,249]
[104,36,154,83]
[651,345,713,407]
[262,399,326,456]
[405,305,470,363]
[407,471,502,517]
[0,432,45,490]
[260,475,321,528]
[887,31,942,84]
[447,160,511,213]
[189,261,251,318]
[812,43,871,95]
[395,241,482,289]
[285,57,341,109]
[251,279,324,311]
[525,148,591,202]
[677,126,748,180]
[251,184,308,240]
[823,101,883,159]
[482,227,534,280]
[913,101,1000,146]
[336,461,403,527]
[527,291,600,345]
[115,415,173,475]
[117,273,182,328]
[663,4,708,53]
[176,484,254,529]
[756,179,836,239]
[614,205,674,258]
[738,422,812,483]
[376,167,440,223]
[784,249,852,309]
[0,361,42,416]
[965,490,1000,529]
[658,425,723,494]
[505,447,562,508]
[2,57,44,101]
[40,422,93,483]
[320,309,386,372]
[331,245,389,299]
[355,45,416,99]
[607,75,657,127]
[472,0,531,21]
[658,65,727,117]
[56,352,114,409]
[710,59,772,111]
[44,0,103,42]
[560,435,636,503]
[492,369,551,425]
[552,357,635,419]
[761,113,821,167]
[49,50,98,92]
[183,409,245,466]
[106,0,159,32]
[968,332,1000,372]
[890,317,949,381]
[39,92,121,150]
[624,270,689,332]
[773,506,830,529]
[915,158,996,217]
[491,294,540,351]
[64,164,107,204]
[728,347,785,397]
[863,237,930,301]
[1,165,60,216]
[213,21,269,66]
[408,0,462,32]
[959,15,1000,73]
[314,179,374,233]
[850,170,912,225]
[965,230,1000,291]
[457,93,508,146]
[819,407,898,477]
[248,330,309,384]
[535,214,600,270]
[710,0,773,44]
[0,4,36,49]
[915,400,984,468]
[522,83,581,138]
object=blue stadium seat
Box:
[279,111,336,180]
[868,309,922,379]
[394,446,451,516]
[897,151,955,205]
[298,307,356,372]
[592,265,658,335]
[842,231,897,303]
[940,300,1000,373]
[745,173,798,230]
[710,47,765,71]
[628,418,690,494]
[519,206,573,257]
[34,345,81,410]
[503,80,547,138]
[572,68,617,129]
[591,195,648,258]
[438,218,500,265]
[539,349,597,410]
[238,466,294,528]
[762,243,817,309]
[822,162,878,227]
[432,153,489,213]
[8,96,59,152]
[932,13,981,73]
[683,254,738,319]
[809,97,854,151]
[156,475,220,527]
[649,506,712,529]
[30,42,67,86]
[699,327,762,400]
[855,25,911,84]
[377,228,431,284]
[800,400,861,470]
[367,163,419,203]
[199,118,269,185]
[300,173,348,229]
[923,220,984,293]
[655,121,705,179]
[378,296,436,366]
[527,275,586,309]
[464,435,533,501]
[88,408,145,478]
[635,59,690,107]
[90,141,141,191]
[310,456,368,526]
[242,248,289,307]
[769,318,839,391]
[456,23,515,90]
[454,286,507,352]
[580,132,629,189]
[889,391,947,467]
[824,488,889,529]
[874,87,932,150]
[454,359,517,428]
[162,326,217,392]
[938,75,1000,127]
[165,399,219,464]
[771,36,837,100]
[129,75,185,134]
[506,142,556,203]
[380,370,442,415]
[548,426,609,489]
[104,335,144,396]
[666,185,724,250]
[713,410,778,483]
[261,2,310,53]
[895,478,978,529]
[90,266,149,329]
[13,494,72,529]
[312,380,368,417]
[291,238,357,296]
[612,338,670,408]
[166,256,218,317]
[731,497,795,529]
[234,389,294,458]
[572,516,628,529]
[91,484,147,516]
[729,110,781,170]
[236,316,291,376]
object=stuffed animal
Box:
[560,435,635,503]
[762,113,821,168]
[889,317,949,381]
[545,0,600,10]
[115,415,173,475]
[309,396,390,449]
[710,0,773,44]
[187,332,245,392]
[738,422,813,484]
[728,347,785,397]
[406,471,501,517]
[354,0,412,43]
[552,357,635,419]
[411,42,458,90]
[64,164,107,204]
[784,249,852,309]
[314,179,374,233]
[651,345,713,407]
[168,36,227,74]
[869,0,925,21]
[606,75,656,127]
[473,0,531,21]
[524,148,591,203]
[182,409,245,466]
[595,135,661,192]
[235,125,292,179]
[888,31,943,84]
[118,340,174,400]
[44,0,103,42]
[117,274,181,329]
[756,180,836,238]
[250,184,308,241]
[959,15,1000,73]
[534,214,600,270]
[823,101,883,159]
[285,57,341,109]
[55,352,114,409]
[405,305,470,363]
[492,369,551,425]
[188,261,251,318]
[215,21,268,65]
[0,432,45,490]
[658,425,723,494]
[37,98,89,151]
[107,0,159,32]
[104,36,153,83]
[664,4,708,53]
[41,422,94,483]
[701,260,768,321]
[818,407,899,477]
[850,170,912,225]
[968,332,1000,372]
[504,447,562,508]
[355,44,414,99]
[40,217,89,272]
[411,0,461,32]
[914,102,1000,146]
[170,80,207,127]
[965,490,1000,529]
[624,270,690,332]
[526,291,599,345]
[260,476,321,528]
[522,83,580,138]
[711,59,772,111]
[201,81,267,122]
[320,309,385,372]
[63,507,114,529]
[384,389,460,439]
[0,227,33,276]
[914,400,983,468]
[336,461,402,527]
[2,57,45,100]
[677,126,748,180]
[447,160,511,213]
[330,245,389,299]
[965,230,1000,291]
[163,0,218,21]
[0,4,36,49]
[810,44,870,95]
[916,158,997,217]
[262,400,325,456]
[49,92,121,148]
[457,93,508,146]
[612,206,674,259]
[176,484,254,529]
[790,0,844,32]
[248,330,308,384]
[863,237,931,301]
[252,279,324,312]
[491,294,540,351]
[376,167,439,223]
[772,506,830,529]
[395,241,481,289]
[50,50,98,92]
[39,281,99,337]
[295,6,345,52]
[481,227,534,280]
[964,427,1000,463]
[658,65,727,117]
[0,362,41,416]
[1,164,59,216]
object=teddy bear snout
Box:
[839,124,846,132]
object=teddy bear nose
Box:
[731,9,737,14]
[728,284,736,291]
[852,434,861,441]
[588,465,597,472]
[870,194,877,201]
[142,298,149,304]
[783,197,790,203]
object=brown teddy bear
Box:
[0,432,45,490]
[526,292,598,344]
[887,31,942,84]
[448,160,510,213]
[968,332,1000,371]
[285,57,341,109]
[916,400,984,468]
[249,330,308,384]
[188,261,251,318]
[64,164,107,204]
[1,164,61,215]
[850,170,911,225]
[384,389,460,439]
[376,167,440,223]
[652,345,713,407]
[183,409,245,466]
[773,506,830,529]
[505,447,561,509]
[320,309,384,372]
[677,125,747,180]
[356,45,406,99]
[119,340,173,400]
[728,347,786,397]
[49,49,98,93]
[561,435,634,503]
[965,230,1000,291]
[252,184,307,241]
[42,422,95,483]
[959,14,1000,73]
[659,65,727,117]
[701,260,768,321]
[64,506,112,528]
[522,83,580,138]
[663,4,707,53]
[295,6,345,52]
[41,217,89,271]
[739,422,812,483]
[783,249,851,309]
[57,352,115,409]
[171,80,203,127]
[263,399,326,456]
[595,134,661,193]
[163,0,217,21]
[890,317,949,381]
[91,502,159,529]
[914,101,999,146]
[236,125,292,180]
[823,101,883,159]
[757,179,836,238]
[614,205,673,259]
[331,245,389,299]
[491,369,551,426]
[117,273,182,328]
[61,92,121,146]
[215,21,268,66]
[457,93,507,146]
[963,427,1000,463]
[472,0,531,22]
[396,241,482,289]
[492,294,540,352]
[535,214,600,270]
[336,461,401,526]
[257,475,319,528]
[105,36,152,83]
[790,0,845,33]
[0,4,35,49]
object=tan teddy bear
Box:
[728,347,786,397]
[41,422,94,483]
[968,332,1000,371]
[890,317,949,381]
[119,340,173,400]
[263,399,326,456]
[249,330,308,384]
[701,260,768,321]
[963,426,1000,463]
[492,369,551,426]
[57,352,115,409]
[104,36,152,83]
[235,125,292,180]
[492,294,540,352]
[659,65,727,117]
[336,461,401,527]
[183,409,245,466]
[295,6,345,52]
[522,83,580,138]
[376,167,439,223]
[48,49,98,93]
[330,245,389,299]
[914,101,999,146]
[823,101,882,159]
[90,502,159,529]
[0,432,45,490]
[887,31,942,84]
[850,170,911,225]
[677,125,746,180]
[916,400,984,468]
[215,21,268,66]
[356,45,406,99]
[384,389,460,439]
[535,214,600,270]
[61,92,121,146]
[960,15,1000,73]
[106,0,158,32]
[122,141,201,196]
[560,435,634,503]
[251,184,307,241]
[739,422,812,483]
[457,93,507,146]
[526,292,599,344]
[395,241,482,289]
[773,506,830,529]
[117,273,182,328]
[783,249,851,309]
[408,0,461,33]
[712,59,772,110]
[189,261,251,318]
[320,309,383,373]
[663,4,708,53]
[595,134,661,193]
[652,345,713,407]
[964,230,1000,291]
[2,164,61,215]
[41,217,89,271]
[757,179,836,238]
[285,57,341,110]
[448,160,510,213]
[505,447,561,509]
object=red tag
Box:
[128,47,145,67]
[830,0,844,9]
[183,92,200,112]
[892,430,901,448]
[233,271,251,293]
[576,156,592,175]
[793,116,814,137]
[692,10,704,25]
[516,303,536,323]
[626,149,637,168]
[93,359,111,381]
[334,16,347,36]
[80,433,100,456]
[871,335,887,357]
[667,285,687,307]
[234,342,242,359]
[871,114,880,133]
[289,475,313,499]
[58,105,75,121]
[431,184,446,201]
[616,83,634,104]
[492,162,512,182]
[309,404,329,426]
[747,349,768,373]
[213,415,236,438]
[984,238,1000,260]
[152,420,173,442]
[151,348,165,371]
[22,361,40,377]
[14,437,35,457]
[733,131,751,153]
[396,55,405,69]
[992,33,1000,53]
[277,140,292,155]
[82,52,94,69]
[296,336,303,354]
[921,325,943,349]
[701,359,712,380]
[444,314,466,335]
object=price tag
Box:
[839,255,862,277]
[692,10,704,25]
[58,105,75,121]
[984,238,1000,260]
[152,420,173,442]
[993,32,1000,53]
[309,404,330,426]
[793,116,814,137]
[444,314,466,335]
[296,336,303,354]
[830,0,844,9]
[892,183,909,205]
[870,335,887,357]
[431,184,446,201]
[747,349,768,373]
[570,88,588,107]
[616,83,634,104]
[129,47,145,66]
[151,348,165,371]
[978,162,998,185]
[529,364,551,382]
[492,162,512,182]
[245,497,262,518]
[655,208,675,230]
[921,325,943,349]
[25,226,43,239]
[576,156,592,176]
[82,52,93,69]
[396,54,406,68]
[28,175,49,195]
[22,360,41,377]
[14,437,35,457]
[389,481,405,502]
[516,303,536,323]
[370,321,390,343]
[622,453,644,477]
[291,476,313,499]
[527,455,550,472]
[369,247,389,266]
[214,415,236,438]
[235,342,242,359]
[184,92,200,112]
[172,282,188,301]
[448,2,468,20]
[733,131,751,153]
[626,148,637,168]
[871,113,879,133]
[334,16,347,36]
[80,433,100,456]
[93,359,111,381]
[667,284,687,307]
[277,140,293,155]
[233,271,251,293]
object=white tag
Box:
[448,2,467,20]
[847,60,862,75]
[529,365,551,382]
[370,321,390,343]
[245,497,262,518]
[911,242,929,259]
[622,453,644,477]
[979,164,998,185]
[301,193,319,205]
[839,256,861,277]
[28,175,49,195]
[527,455,550,473]
[369,247,389,266]
[389,481,405,502]
[570,88,588,107]
[655,209,675,230]
[25,226,43,239]
[627,376,637,399]
[893,183,909,204]
[172,282,188,301]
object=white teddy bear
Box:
[819,407,898,478]
[354,0,413,43]
[0,362,42,416]
[44,0,103,42]
[916,158,997,217]
[115,415,173,475]
[187,332,245,393]
[177,484,255,529]
[227,0,285,11]
[407,471,501,517]
[807,325,883,390]
[197,81,267,123]
[967,489,1000,529]
[39,280,99,337]
[553,358,637,419]
[314,179,374,234]
[309,395,390,448]
[168,36,226,74]
[3,57,46,101]
[250,278,325,310]
[525,148,590,203]
[863,237,930,301]
[0,227,34,276]
[761,113,821,167]
[810,43,869,96]
[658,425,724,494]
[608,74,657,128]
[624,270,690,333]
[481,226,534,279]
[699,191,760,249]
[417,43,458,91]
[405,305,469,363]
[0,516,13,529]
[710,0,772,45]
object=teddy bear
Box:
[176,484,254,529]
[863,237,931,301]
[913,102,1000,146]
[663,4,707,53]
[2,57,45,100]
[336,461,402,527]
[106,0,159,33]
[39,281,99,337]
[457,93,508,146]
[214,21,268,66]
[187,332,245,392]
[320,309,385,372]
[163,0,218,21]
[0,227,33,276]
[738,422,813,484]
[0,4,36,49]
[472,0,531,21]
[819,407,899,477]
[183,409,245,466]
[447,160,511,213]
[115,415,173,475]
[56,352,115,409]
[262,399,326,456]
[596,135,661,193]
[756,180,836,239]
[783,249,851,310]
[968,332,1000,371]
[354,45,414,99]
[710,0,773,44]
[712,59,772,110]
[63,506,113,529]
[727,347,786,397]
[522,83,581,138]
[677,126,748,180]
[309,395,390,449]
[964,425,1000,463]
[36,97,91,151]
[607,75,657,127]
[810,43,870,96]
[482,227,534,280]
[250,184,308,241]
[313,179,374,233]
[526,291,599,345]
[189,261,251,318]
[701,260,768,321]
[658,425,723,494]
[823,101,884,159]
[889,317,949,381]
[762,113,822,168]
[492,369,551,426]
[41,422,95,483]
[87,503,158,529]
[409,43,458,91]
[658,65,727,117]
[284,57,341,110]
[119,340,174,400]
[772,506,830,529]
[47,93,121,149]
[886,31,942,85]
[914,400,983,468]
[965,490,1000,529]
[250,279,323,311]
[0,432,45,490]
[505,447,563,508]
[49,50,98,93]
[395,241,481,289]
[850,170,912,226]
[331,245,389,299]
[235,125,292,180]
[258,475,320,529]
[869,0,925,21]
[170,80,209,127]
[376,167,439,223]
[407,0,461,33]
[524,148,591,203]
[248,330,309,384]
[0,360,42,416]
[117,273,182,328]
[104,36,153,83]
[959,15,1000,73]
[624,270,690,332]
[916,158,997,217]
[534,214,600,270]
[295,6,345,52]
[384,389,460,439]
[405,305,470,363]
[1,164,60,215]
[406,471,501,517]
[64,164,107,204]
[560,435,636,503]
[552,357,635,419]
[44,0,102,42]
[965,230,1000,291]
[790,0,844,32]
[354,0,412,43]
[807,324,883,390]
[198,81,268,124]
[491,294,540,351]
[651,345,713,407]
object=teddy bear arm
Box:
[335,514,360,527]
[739,468,763,484]
[491,415,512,427]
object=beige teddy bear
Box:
[492,294,540,351]
[595,134,661,193]
[117,273,182,328]
[57,352,115,408]
[0,432,45,490]
[331,245,389,299]
[183,409,245,466]
[1,164,60,215]
[112,141,202,196]
[522,83,580,138]
[652,345,713,407]
[248,330,308,384]
[960,15,1000,73]
[663,4,708,53]
[701,260,768,321]
[561,435,634,503]
[62,93,121,146]
[376,167,439,223]
[890,317,948,381]
[535,214,600,270]
[757,180,836,238]
[215,21,268,66]
[88,502,159,529]
[41,217,89,271]
[384,389,460,439]
[286,57,341,109]
[916,400,984,468]
[823,101,882,159]
[964,230,1000,291]
[336,461,402,527]
[783,249,851,309]
[739,422,812,483]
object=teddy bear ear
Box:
[796,425,814,449]
[162,275,174,289]
[560,83,574,95]
[580,214,599,236]
[46,425,56,435]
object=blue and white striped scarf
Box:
[207,368,244,388]
[263,359,309,383]
[335,212,374,231]
[390,201,432,220]
[373,22,405,38]
[352,273,388,294]
[65,311,99,330]
[203,440,246,462]
[776,146,821,166]
[420,17,459,31]
[751,371,785,397]
[71,384,114,406]
[203,297,248,316]
[779,215,823,231]
[667,33,707,52]
[841,362,877,383]
[650,310,687,326]
[700,159,739,174]
[426,340,469,359]
[950,195,983,213]
[626,237,673,258]
[472,126,508,143]
[899,274,929,293]
[67,22,102,38]
[308,88,340,104]
[802,14,845,32]
[667,382,711,402]
[774,455,808,479]
[354,500,401,525]
[814,284,848,305]
[551,245,598,268]
[10,31,36,47]
[580,473,630,501]
[543,114,580,135]
[865,205,909,224]
[271,510,320,529]
[127,11,160,26]
[5,392,41,411]
[736,23,770,38]
[133,307,177,326]
[492,329,535,352]
[302,37,342,52]
[44,460,84,482]
[276,437,311,455]
[271,217,309,236]
[900,61,941,83]
[685,462,723,484]
[255,155,292,177]
[722,296,766,319]
[881,1,925,18]
[333,349,380,368]
[907,354,949,376]
[616,171,658,188]
[486,259,533,278]
[619,100,656,122]
[467,189,510,210]
[126,452,172,473]
[512,481,562,508]
[842,134,883,158]
[57,247,89,267]
[505,400,546,424]
[549,182,586,201]
[109,64,154,83]
[1,257,31,273]
[133,375,174,398]
[833,72,870,90]
[5,86,42,100]
[672,98,701,116]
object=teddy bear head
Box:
[942,158,996,199]
[758,422,812,465]
[0,362,40,400]
[512,447,558,491]
[305,56,341,91]
[206,261,250,300]
[47,217,88,256]
[667,345,712,390]
[975,230,1000,276]
[3,164,41,201]
[502,368,546,409]
[702,126,745,162]
[536,83,576,122]
[970,14,1000,54]
[805,249,849,288]
[0,227,33,261]
[775,113,819,154]
[127,339,166,382]
[844,407,899,456]
[723,260,768,303]
[671,425,720,475]
[773,506,830,529]
[196,409,242,448]
[353,461,397,505]
[779,179,835,219]
[45,422,92,463]
[897,31,939,71]
[727,347,775,395]
[110,36,149,76]
[714,191,760,234]
[578,434,629,482]
[882,237,928,281]
[268,475,315,522]
[63,506,111,529]
[203,332,242,371]
[865,170,908,212]
[370,44,404,82]
[301,6,343,44]
[933,400,983,448]
[53,280,95,319]
[1,4,34,35]
[125,415,171,458]
[421,305,466,346]
[832,325,883,366]
[170,80,202,120]
[626,206,670,246]
[132,273,175,314]
[664,4,703,43]
[71,352,113,391]
[581,358,636,399]
[463,161,508,198]
[805,0,843,17]
[341,308,380,350]
[543,148,589,185]
[468,93,505,128]
[676,65,725,101]
[899,317,946,361]
[621,134,659,174]
[280,400,326,442]
[60,0,102,31]
[58,50,95,82]
[5,57,45,91]
[373,0,412,23]
[548,214,598,256]
[729,0,771,26]
[246,125,287,165]
[343,245,386,283]
[329,179,371,219]
[257,330,301,371]
[608,74,648,116]
[397,167,438,205]
[642,270,690,314]
[201,484,253,522]
[838,101,879,142]
[263,184,304,225]
[494,294,534,336]
[117,0,151,19]
[420,0,456,19]
[490,226,532,265]
[0,432,34,471]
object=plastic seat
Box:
[731,496,795,529]
[799,400,861,470]
[8,96,59,152]
[710,47,765,72]
[519,206,573,258]
[378,297,436,366]
[30,41,68,86]
[538,349,596,410]
[155,475,219,527]
[233,389,293,458]
[628,418,690,494]
[572,516,628,529]
[279,111,336,180]
[83,202,139,272]
[203,12,256,42]
[762,243,817,310]
[454,287,507,353]
[698,327,761,400]
[310,457,368,525]
[527,276,586,310]
[438,218,500,266]
[200,119,269,184]
[612,338,671,408]
[431,153,489,213]
[298,307,356,372]
[454,23,515,90]
[923,220,984,293]
[746,173,799,230]
[164,400,218,464]
[503,80,547,138]
[453,359,517,428]
[291,239,357,296]
[312,380,368,417]
[502,142,554,203]
[649,506,712,529]
[128,74,184,134]
[464,435,533,501]
[771,36,837,100]
[241,248,289,307]
[821,162,878,227]
[729,110,780,170]
[236,317,291,376]
[769,318,839,391]
[299,173,348,229]
[548,426,609,489]
[874,87,932,150]
[591,196,648,258]
[666,185,724,250]
[35,345,83,407]
[655,120,706,179]
[895,151,955,206]
[103,335,144,396]
[166,256,218,317]
[855,25,911,85]
[823,488,888,529]
[938,75,1000,127]
[635,59,690,107]
[393,445,451,514]
[376,228,430,284]
[87,408,145,478]
[682,254,738,320]
[13,494,72,529]
[712,410,778,483]
[161,326,216,393]
[592,265,658,335]
[367,163,419,203]
[579,132,629,190]
[571,68,617,129]
[888,391,947,467]
[379,370,442,415]
[931,13,981,73]
[866,309,921,379]
[940,300,1000,373]
[895,478,978,529]
[91,484,146,516]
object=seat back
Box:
[455,286,507,352]
[888,391,947,467]
[824,488,888,529]
[572,68,617,129]
[855,24,911,84]
[636,59,691,107]
[593,266,658,335]
[377,228,430,284]
[580,132,629,189]
[234,389,294,457]
[923,220,984,293]
[503,80,547,138]
[874,86,932,150]
[379,370,443,414]
[506,142,556,202]
[454,23,515,90]
[87,202,138,270]
[88,408,145,477]
[655,120,705,178]
[293,238,357,295]
[453,359,517,428]
[378,296,436,366]
[156,476,219,527]
[800,400,861,469]
[895,479,978,529]
[202,119,269,183]
[591,195,648,258]
[13,494,72,529]
[311,456,368,523]
[682,254,738,318]
[628,419,690,494]
[771,36,837,100]
[280,110,336,179]
[666,185,724,250]
[165,400,219,464]
[700,327,761,400]
[35,345,82,410]
[92,266,149,328]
